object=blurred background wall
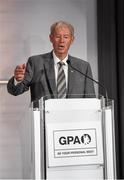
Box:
[0,0,97,178]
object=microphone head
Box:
[66,59,70,64]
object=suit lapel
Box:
[44,53,57,98]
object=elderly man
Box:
[7,21,95,101]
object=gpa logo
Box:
[59,134,91,145]
[53,129,97,158]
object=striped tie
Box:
[57,61,66,98]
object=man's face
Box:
[49,26,74,59]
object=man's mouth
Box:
[58,45,65,49]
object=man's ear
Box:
[71,36,75,44]
[49,34,53,43]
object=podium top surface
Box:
[45,98,101,111]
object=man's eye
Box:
[56,36,60,38]
[64,36,70,39]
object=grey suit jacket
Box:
[7,52,95,101]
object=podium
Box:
[30,96,116,179]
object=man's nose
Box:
[59,36,64,42]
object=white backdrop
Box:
[0,0,97,81]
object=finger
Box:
[16,63,26,70]
[14,70,25,78]
[15,73,24,78]
[22,63,26,69]
[15,72,25,77]
[15,74,24,81]
[15,69,25,73]
[16,64,24,69]
[16,77,24,81]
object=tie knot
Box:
[58,61,65,67]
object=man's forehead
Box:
[54,26,71,33]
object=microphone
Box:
[66,59,108,104]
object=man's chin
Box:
[55,52,67,59]
[57,50,66,54]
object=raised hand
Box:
[14,63,26,82]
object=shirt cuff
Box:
[14,78,21,85]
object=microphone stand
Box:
[67,60,109,106]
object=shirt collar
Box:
[52,51,68,66]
